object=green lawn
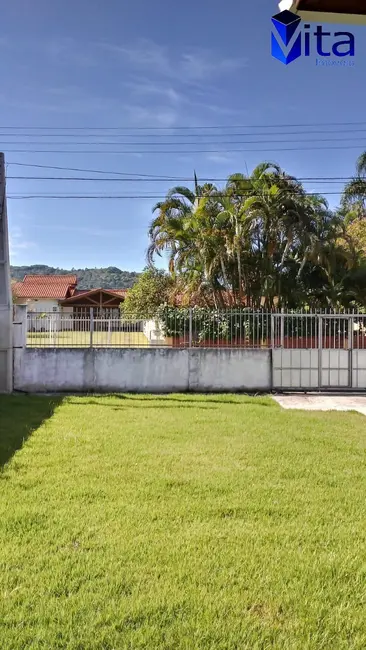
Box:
[0,394,366,649]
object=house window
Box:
[53,307,58,312]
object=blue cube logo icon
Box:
[272,10,302,65]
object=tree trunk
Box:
[220,256,230,291]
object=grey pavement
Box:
[273,394,366,416]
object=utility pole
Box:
[0,153,13,392]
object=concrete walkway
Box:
[273,394,366,416]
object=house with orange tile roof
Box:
[13,274,128,319]
[12,275,77,312]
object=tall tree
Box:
[122,267,173,319]
[342,152,366,217]
[147,160,366,310]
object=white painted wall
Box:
[14,348,271,393]
[17,300,73,315]
[143,319,166,345]
[27,303,75,331]
[26,299,60,312]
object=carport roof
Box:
[61,288,127,305]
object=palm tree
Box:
[342,152,366,217]
[146,160,366,310]
[147,177,223,304]
[195,163,303,307]
[227,163,312,307]
[147,176,217,269]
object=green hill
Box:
[10,265,139,290]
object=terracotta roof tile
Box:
[13,275,129,301]
[24,274,77,284]
[113,289,128,297]
[13,274,77,300]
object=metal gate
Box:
[272,313,366,391]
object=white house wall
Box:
[27,302,74,331]
[27,299,60,312]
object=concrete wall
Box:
[0,349,10,392]
[14,306,366,394]
[14,347,271,393]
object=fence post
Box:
[348,315,354,389]
[348,316,354,351]
[90,307,94,348]
[13,304,27,349]
[280,308,285,348]
[107,319,111,346]
[318,315,322,390]
[271,314,275,349]
[189,308,193,348]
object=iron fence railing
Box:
[25,308,366,350]
[26,312,147,348]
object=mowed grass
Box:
[27,330,149,348]
[0,394,366,650]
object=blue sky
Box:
[3,0,366,271]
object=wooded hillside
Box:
[10,265,139,290]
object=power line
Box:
[3,129,366,138]
[7,191,345,199]
[7,161,183,180]
[2,137,366,146]
[6,164,357,182]
[3,145,366,154]
[8,190,342,195]
[2,120,366,130]
[5,176,355,183]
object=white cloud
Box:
[123,78,184,105]
[100,39,248,84]
[98,39,248,127]
[123,76,244,115]
[9,226,36,259]
[101,40,171,75]
[124,104,179,128]
[119,75,245,128]
[45,37,96,67]
[205,153,237,164]
[4,85,125,116]
[180,50,247,81]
